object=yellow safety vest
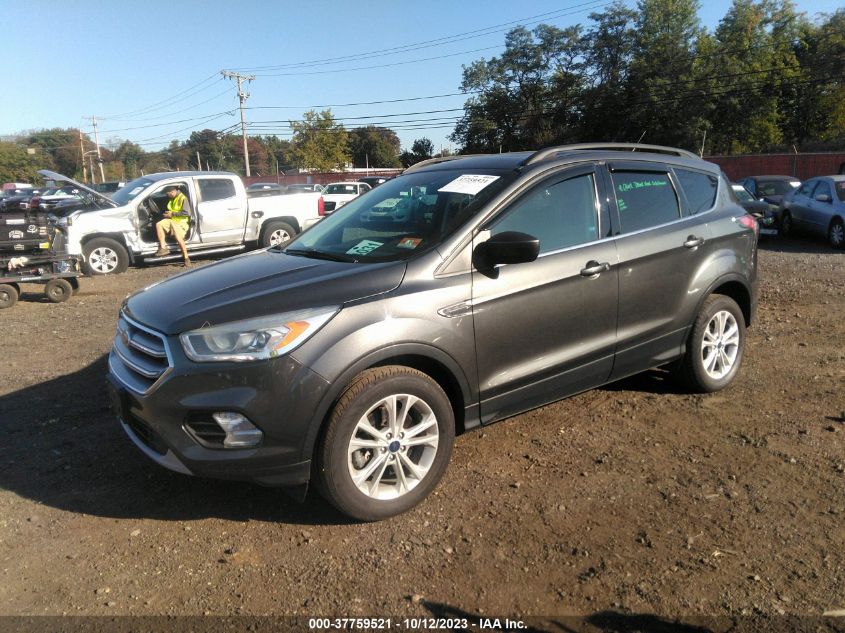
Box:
[167,192,190,227]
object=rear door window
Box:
[675,168,718,214]
[610,170,681,233]
[198,179,236,202]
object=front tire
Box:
[678,295,746,393]
[83,237,129,275]
[0,283,19,309]
[260,221,296,248]
[315,366,455,521]
[828,218,844,250]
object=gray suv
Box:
[108,144,759,521]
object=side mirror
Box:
[473,231,540,270]
[815,193,832,203]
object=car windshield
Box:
[285,168,517,262]
[758,180,799,196]
[836,182,845,202]
[324,184,358,195]
[112,177,154,205]
[732,185,754,202]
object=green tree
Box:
[623,0,707,148]
[581,2,638,140]
[26,128,86,177]
[399,137,435,167]
[259,135,294,173]
[451,24,585,152]
[0,142,42,183]
[289,110,350,171]
[349,126,401,168]
[113,141,145,180]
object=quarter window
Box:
[198,179,236,202]
[675,168,718,214]
[492,173,599,254]
[611,171,680,233]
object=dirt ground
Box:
[0,237,843,629]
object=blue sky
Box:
[1,0,840,154]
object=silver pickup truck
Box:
[41,170,324,275]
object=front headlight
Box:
[180,306,339,362]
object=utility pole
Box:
[221,70,256,177]
[85,116,106,183]
[78,129,88,183]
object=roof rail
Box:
[403,154,486,173]
[523,143,699,165]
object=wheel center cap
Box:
[388,440,401,453]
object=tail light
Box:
[737,214,759,236]
[318,196,325,217]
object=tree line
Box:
[1,0,842,184]
[452,0,844,154]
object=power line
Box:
[100,74,226,120]
[230,1,611,73]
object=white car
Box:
[321,181,371,213]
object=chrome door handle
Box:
[580,261,610,277]
[684,235,704,248]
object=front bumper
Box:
[107,325,331,487]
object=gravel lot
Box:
[0,238,843,627]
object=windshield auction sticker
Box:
[438,174,499,195]
[397,237,422,249]
[346,240,384,256]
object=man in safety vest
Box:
[155,186,191,265]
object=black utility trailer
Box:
[0,252,82,309]
[0,206,82,309]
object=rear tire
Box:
[0,283,19,309]
[828,218,844,250]
[779,211,793,238]
[83,237,129,275]
[677,295,746,393]
[45,278,73,303]
[260,221,296,248]
[315,366,455,521]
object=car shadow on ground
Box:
[757,235,836,255]
[601,368,689,396]
[0,354,353,526]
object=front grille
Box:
[126,415,168,455]
[110,312,171,394]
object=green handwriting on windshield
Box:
[617,179,668,193]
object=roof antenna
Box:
[635,130,647,146]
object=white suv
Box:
[321,181,371,213]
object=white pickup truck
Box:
[40,170,324,275]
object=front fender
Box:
[290,294,478,462]
[67,206,135,255]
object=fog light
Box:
[212,412,263,448]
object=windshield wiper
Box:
[283,248,357,262]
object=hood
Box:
[125,248,407,335]
[38,170,117,208]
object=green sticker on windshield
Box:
[346,240,384,256]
